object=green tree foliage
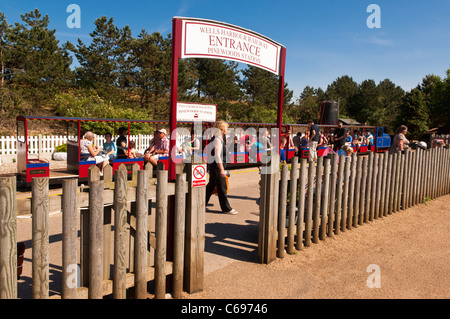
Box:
[195,59,242,101]
[2,9,73,109]
[325,75,359,117]
[287,86,325,124]
[240,65,294,123]
[54,90,153,134]
[396,88,429,139]
[419,73,450,129]
[68,16,132,102]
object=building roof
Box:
[338,118,361,125]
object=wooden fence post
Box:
[346,153,356,230]
[359,156,368,225]
[0,176,17,299]
[113,165,128,299]
[296,158,307,251]
[305,159,315,246]
[258,152,280,263]
[184,161,207,289]
[369,153,378,221]
[62,178,78,299]
[341,156,350,231]
[135,169,149,299]
[277,163,289,257]
[155,170,168,299]
[320,157,331,239]
[173,172,186,299]
[287,156,298,254]
[379,153,388,218]
[334,155,344,235]
[312,157,323,243]
[364,152,373,223]
[353,155,362,227]
[327,153,338,237]
[32,177,49,299]
[89,178,104,299]
[401,149,409,210]
[384,153,392,216]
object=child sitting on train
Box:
[102,132,117,161]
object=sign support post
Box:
[169,18,182,182]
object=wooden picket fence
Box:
[259,147,450,263]
[0,162,205,299]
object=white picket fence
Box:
[0,134,155,155]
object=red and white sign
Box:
[192,164,207,187]
[180,18,282,75]
[177,102,217,122]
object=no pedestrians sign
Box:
[192,164,207,187]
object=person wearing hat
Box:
[148,128,169,167]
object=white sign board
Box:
[181,19,282,75]
[177,102,217,122]
[192,164,207,187]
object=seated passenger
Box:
[80,131,109,174]
[280,136,287,163]
[190,131,201,157]
[181,136,192,158]
[353,131,364,151]
[293,132,302,155]
[102,132,117,161]
[148,129,169,167]
[318,131,327,147]
[128,140,138,158]
[365,131,374,146]
[345,130,353,145]
[143,130,160,163]
[116,127,128,158]
[300,132,309,150]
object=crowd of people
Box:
[79,126,206,174]
[79,120,419,215]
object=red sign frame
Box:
[169,17,286,181]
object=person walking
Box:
[205,120,238,215]
[307,120,320,162]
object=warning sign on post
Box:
[192,164,207,187]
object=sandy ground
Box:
[10,165,450,299]
[185,168,450,299]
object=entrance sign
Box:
[181,20,282,75]
[169,17,286,181]
[177,102,217,122]
[192,164,207,187]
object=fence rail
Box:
[0,162,205,299]
[259,147,450,264]
[0,134,156,155]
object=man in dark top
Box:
[307,120,320,162]
[333,121,347,152]
[116,127,128,158]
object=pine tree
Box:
[396,88,429,139]
[4,9,73,109]
[69,16,132,103]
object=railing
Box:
[0,134,157,155]
[259,147,450,264]
[0,162,206,299]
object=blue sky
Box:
[1,0,449,100]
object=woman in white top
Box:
[80,131,109,174]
